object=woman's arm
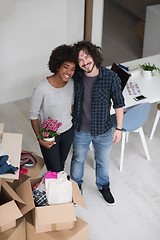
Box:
[31,119,55,149]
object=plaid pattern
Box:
[32,189,48,206]
[73,66,125,136]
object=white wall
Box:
[0,0,85,104]
[91,0,104,47]
[143,4,160,57]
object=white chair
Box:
[110,103,151,171]
[150,103,160,140]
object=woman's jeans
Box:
[70,129,113,190]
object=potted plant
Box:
[37,117,62,141]
[140,62,160,77]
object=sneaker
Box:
[98,184,115,205]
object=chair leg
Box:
[139,127,151,160]
[150,110,160,140]
[126,132,129,142]
[120,132,126,171]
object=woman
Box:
[30,44,76,172]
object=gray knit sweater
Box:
[30,78,74,133]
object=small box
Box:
[0,180,24,233]
[0,123,22,180]
[26,213,88,240]
[16,177,87,233]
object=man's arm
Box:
[112,107,124,144]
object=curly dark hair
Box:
[74,41,103,68]
[48,44,77,74]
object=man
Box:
[70,41,125,205]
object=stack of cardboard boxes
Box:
[0,124,88,240]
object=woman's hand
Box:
[38,138,56,149]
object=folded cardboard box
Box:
[0,179,25,233]
[0,218,26,240]
[16,177,87,233]
[26,213,88,240]
[0,123,22,180]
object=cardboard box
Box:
[20,150,45,178]
[0,218,26,240]
[5,151,45,191]
[0,123,22,180]
[16,177,87,233]
[0,180,25,233]
[26,213,88,240]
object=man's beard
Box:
[84,63,95,73]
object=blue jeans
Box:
[70,129,113,190]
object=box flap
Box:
[3,178,15,183]
[0,124,4,156]
[0,217,25,240]
[2,180,25,204]
[36,203,76,226]
[71,180,87,209]
[0,132,22,180]
[0,200,23,227]
[16,177,41,215]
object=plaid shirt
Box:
[73,66,125,136]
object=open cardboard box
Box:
[0,123,22,180]
[20,150,45,178]
[16,177,87,233]
[7,151,45,191]
[0,218,26,240]
[6,150,45,192]
[0,179,25,233]
[26,212,88,240]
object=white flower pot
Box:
[44,137,55,142]
[142,69,153,79]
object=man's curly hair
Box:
[48,44,77,74]
[74,41,103,68]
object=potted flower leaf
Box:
[140,62,160,77]
[37,117,62,141]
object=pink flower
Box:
[42,132,49,137]
[38,117,62,140]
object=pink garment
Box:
[43,171,58,182]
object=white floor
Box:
[0,97,160,240]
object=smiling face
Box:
[57,61,75,83]
[78,50,96,75]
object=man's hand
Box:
[38,138,56,148]
[113,129,122,144]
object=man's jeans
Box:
[70,129,113,190]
